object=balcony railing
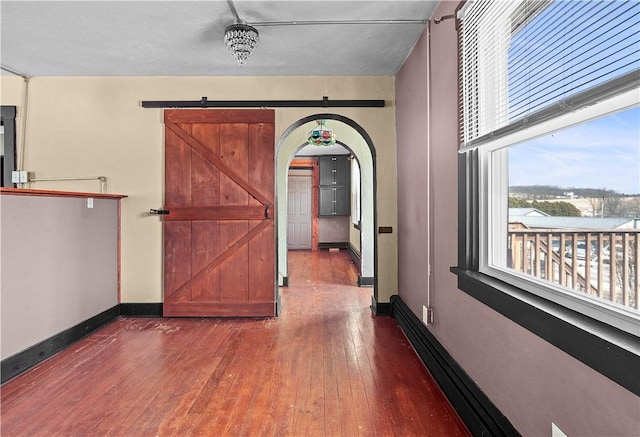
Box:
[507,229,639,311]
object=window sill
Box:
[450,266,640,396]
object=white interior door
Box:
[287,173,312,250]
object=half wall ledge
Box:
[0,187,127,199]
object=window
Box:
[504,108,639,315]
[487,107,639,334]
[458,0,639,335]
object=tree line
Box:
[509,185,627,199]
[509,185,640,218]
[509,198,581,216]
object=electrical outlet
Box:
[552,423,568,437]
[422,305,434,325]
[87,198,94,209]
[11,171,30,184]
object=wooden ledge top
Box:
[0,188,127,200]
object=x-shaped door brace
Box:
[164,122,272,299]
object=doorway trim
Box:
[289,158,319,250]
[275,113,379,309]
[1,106,17,187]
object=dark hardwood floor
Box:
[1,250,469,436]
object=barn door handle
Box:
[264,205,270,219]
[150,209,170,215]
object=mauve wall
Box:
[397,20,430,315]
[1,194,119,360]
[395,2,640,436]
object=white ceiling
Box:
[0,1,439,77]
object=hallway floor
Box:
[1,250,469,436]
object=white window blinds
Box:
[459,0,640,148]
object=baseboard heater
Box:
[390,295,519,437]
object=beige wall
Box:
[1,75,397,303]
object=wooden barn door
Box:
[162,109,275,317]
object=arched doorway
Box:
[275,114,377,311]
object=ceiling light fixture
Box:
[308,120,336,146]
[224,0,259,67]
[222,0,427,67]
[224,21,259,67]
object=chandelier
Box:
[221,0,429,68]
[224,21,259,67]
[308,120,336,146]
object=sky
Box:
[508,106,640,195]
[506,0,639,195]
